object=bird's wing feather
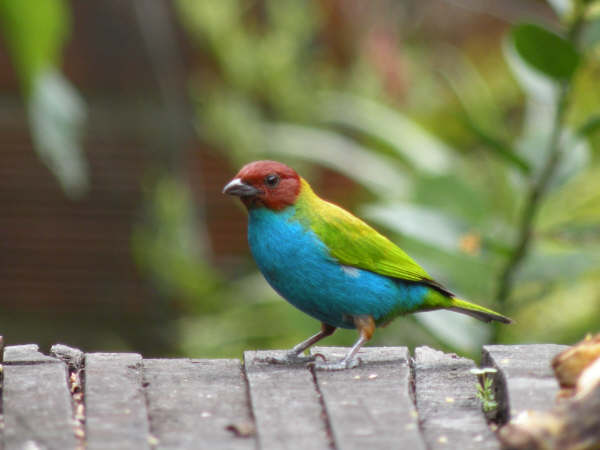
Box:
[299,196,433,283]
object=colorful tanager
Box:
[223,161,512,370]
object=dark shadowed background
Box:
[1,0,599,359]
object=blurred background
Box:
[0,0,599,359]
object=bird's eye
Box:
[264,173,280,188]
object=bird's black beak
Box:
[222,178,263,197]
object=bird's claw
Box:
[256,351,317,365]
[309,357,362,371]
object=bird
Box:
[223,160,512,370]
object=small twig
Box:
[492,5,588,335]
[494,84,568,307]
[463,114,531,174]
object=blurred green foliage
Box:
[3,0,600,359]
[173,0,600,358]
[132,175,220,306]
[0,0,69,87]
[0,0,88,197]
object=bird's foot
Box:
[256,351,320,365]
[310,357,361,371]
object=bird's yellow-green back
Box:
[292,178,435,284]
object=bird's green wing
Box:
[295,193,433,284]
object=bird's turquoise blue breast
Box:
[247,207,427,329]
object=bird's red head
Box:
[223,160,301,210]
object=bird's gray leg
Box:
[259,323,336,365]
[312,315,374,370]
[289,323,336,356]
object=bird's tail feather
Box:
[448,298,513,324]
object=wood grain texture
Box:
[482,344,569,420]
[311,346,425,450]
[85,353,150,450]
[143,358,255,450]
[414,346,499,450]
[3,344,77,450]
[244,350,331,450]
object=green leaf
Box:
[511,23,580,81]
[439,48,529,173]
[29,70,88,198]
[539,165,600,234]
[319,93,455,175]
[463,115,531,174]
[362,202,466,253]
[0,0,70,90]
[517,241,600,284]
[0,0,88,198]
[547,0,572,18]
[577,114,600,136]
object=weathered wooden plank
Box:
[85,353,150,450]
[414,346,499,449]
[311,346,425,450]
[143,358,255,450]
[50,344,86,446]
[244,350,331,450]
[50,343,85,370]
[3,344,77,450]
[482,344,569,420]
[4,343,57,363]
